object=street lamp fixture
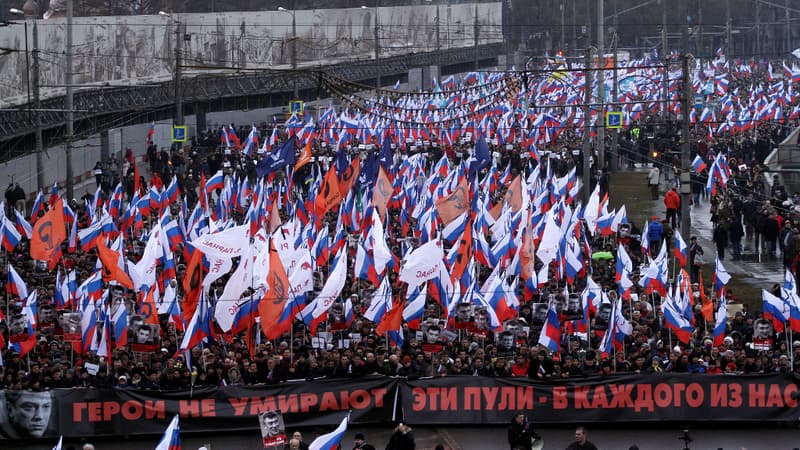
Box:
[159,11,184,127]
[277,5,298,98]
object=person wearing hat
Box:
[116,375,130,389]
[352,432,376,450]
[664,187,681,229]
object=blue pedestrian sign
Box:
[605,111,623,129]
[694,94,704,110]
[289,100,304,115]
[171,126,188,143]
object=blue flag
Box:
[256,136,297,177]
[468,135,490,180]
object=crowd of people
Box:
[1,58,800,448]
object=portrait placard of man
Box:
[563,293,584,321]
[752,318,774,351]
[592,301,613,331]
[8,313,27,336]
[497,330,516,357]
[130,322,161,352]
[471,307,491,339]
[453,302,475,330]
[1,391,54,439]
[421,322,445,353]
[259,410,286,450]
[59,312,82,343]
[531,303,549,327]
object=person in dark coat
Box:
[760,211,780,257]
[713,222,729,260]
[385,422,415,450]
[507,412,536,450]
[728,217,744,260]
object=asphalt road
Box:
[12,424,800,450]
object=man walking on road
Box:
[664,187,681,229]
[565,427,598,450]
[648,165,660,200]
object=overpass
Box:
[0,43,502,161]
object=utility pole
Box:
[597,0,605,171]
[661,0,668,117]
[786,0,791,54]
[725,0,732,59]
[374,0,380,89]
[435,4,440,53]
[755,0,760,56]
[560,3,565,52]
[473,4,479,70]
[65,0,74,200]
[696,2,703,66]
[610,32,619,173]
[583,47,595,203]
[680,27,691,239]
[571,0,577,56]
[174,16,184,126]
[29,2,45,191]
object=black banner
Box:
[2,374,799,440]
[0,377,396,440]
[401,374,800,424]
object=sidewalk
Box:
[630,165,783,288]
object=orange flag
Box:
[294,141,313,172]
[134,163,141,196]
[698,272,714,322]
[376,298,405,335]
[259,241,292,340]
[96,236,134,290]
[141,289,160,326]
[450,220,473,282]
[30,197,67,262]
[338,158,361,198]
[314,164,343,220]
[503,175,523,212]
[435,177,469,225]
[267,203,282,234]
[182,248,205,320]
[373,166,393,220]
[519,222,536,281]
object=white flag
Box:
[399,238,444,289]
[190,224,250,259]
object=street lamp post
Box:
[362,1,380,89]
[10,3,43,192]
[8,9,31,122]
[159,11,184,128]
[278,5,298,99]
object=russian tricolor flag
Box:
[662,294,694,344]
[537,305,561,353]
[308,413,349,450]
[7,263,28,299]
[1,217,21,252]
[205,170,225,194]
[154,415,181,450]
[763,289,789,333]
[80,302,98,354]
[674,230,688,268]
[692,154,707,174]
[713,297,728,346]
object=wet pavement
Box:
[634,166,784,291]
[16,424,800,450]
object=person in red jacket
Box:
[664,187,681,229]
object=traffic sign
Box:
[171,126,188,143]
[694,94,704,109]
[605,111,623,129]
[289,100,304,115]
